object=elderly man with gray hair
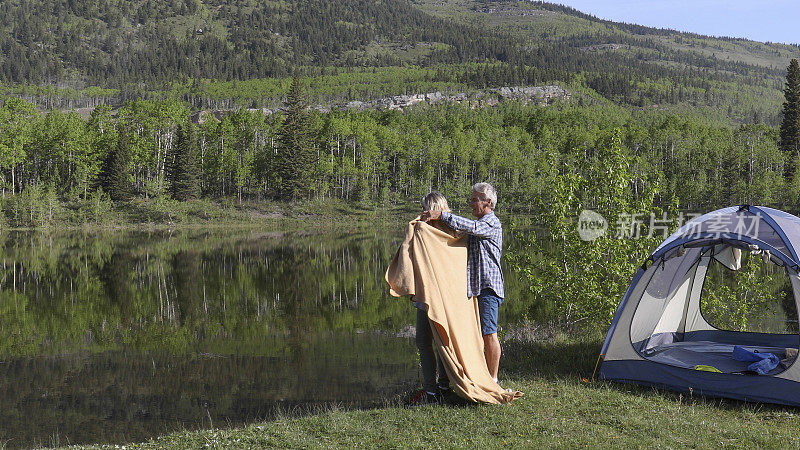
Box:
[421,182,505,383]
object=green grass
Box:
[68,332,800,449]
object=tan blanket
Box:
[385,218,523,404]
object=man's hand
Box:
[420,210,442,222]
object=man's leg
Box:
[477,289,502,381]
[483,333,501,380]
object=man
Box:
[420,182,504,383]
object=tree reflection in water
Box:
[0,229,418,447]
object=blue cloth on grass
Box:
[732,345,780,375]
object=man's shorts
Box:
[477,288,503,336]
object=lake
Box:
[0,226,538,448]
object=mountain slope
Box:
[1,0,553,84]
[416,0,799,71]
[1,0,799,124]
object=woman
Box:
[412,191,455,404]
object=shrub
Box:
[507,130,675,327]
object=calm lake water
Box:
[0,227,535,448]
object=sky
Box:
[551,0,800,45]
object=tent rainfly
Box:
[598,205,800,406]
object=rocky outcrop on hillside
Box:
[339,85,569,112]
[192,85,570,123]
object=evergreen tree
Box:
[780,59,800,178]
[276,76,316,200]
[99,124,133,201]
[167,122,202,200]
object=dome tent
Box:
[598,205,800,406]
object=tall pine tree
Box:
[276,76,316,200]
[167,122,201,201]
[99,123,133,201]
[780,59,800,179]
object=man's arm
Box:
[439,211,497,238]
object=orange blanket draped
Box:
[385,218,522,404]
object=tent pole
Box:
[590,353,604,382]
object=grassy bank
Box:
[69,332,800,449]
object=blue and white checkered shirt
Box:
[440,210,504,298]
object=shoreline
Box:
[0,197,422,233]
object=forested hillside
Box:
[415,0,800,125]
[1,0,798,124]
[0,0,567,84]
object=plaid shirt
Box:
[441,210,504,298]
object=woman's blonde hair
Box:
[422,191,451,212]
